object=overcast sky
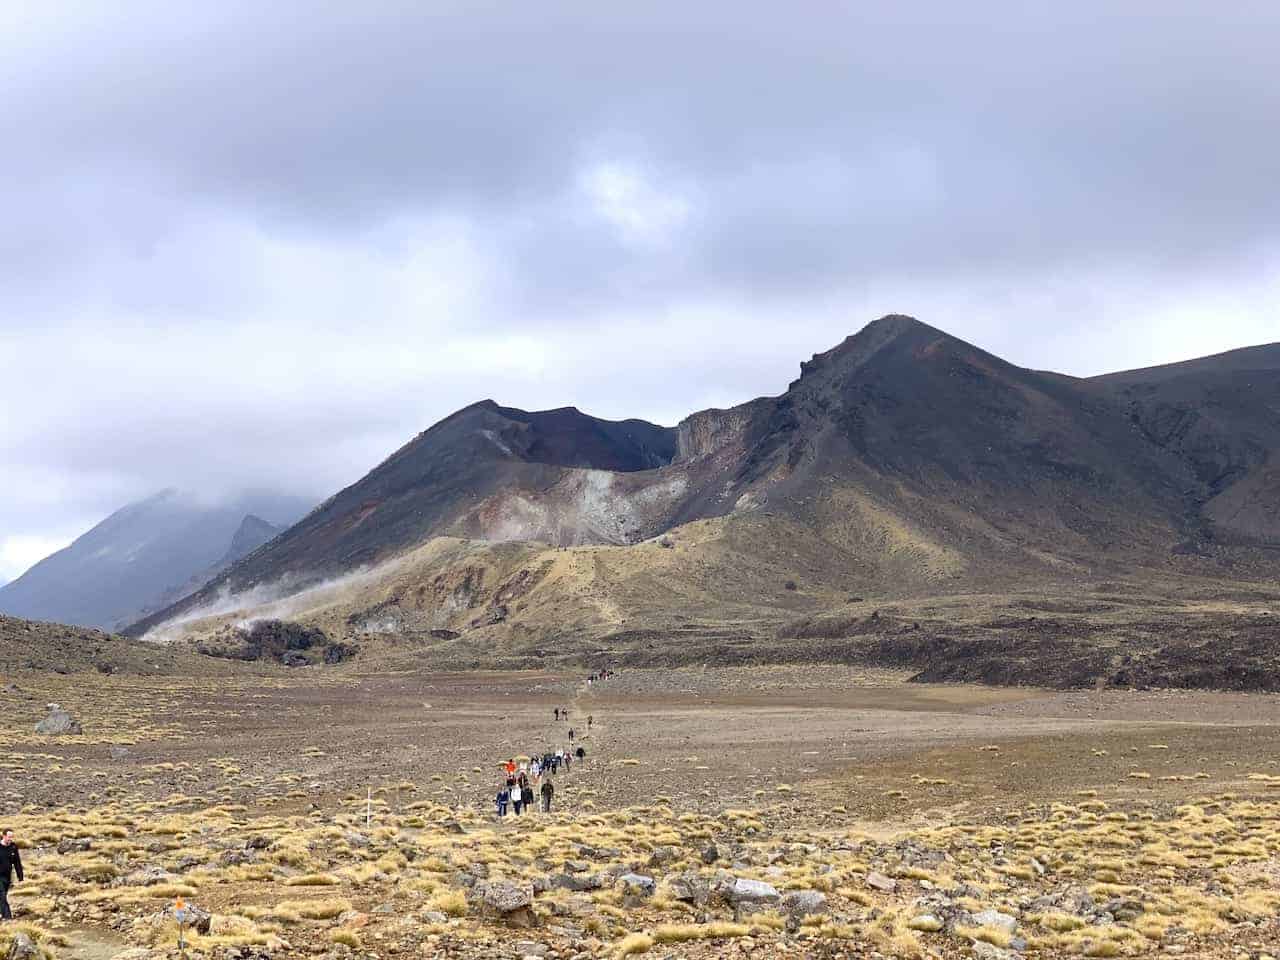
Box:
[2,1,1278,582]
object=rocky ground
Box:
[1,666,1278,959]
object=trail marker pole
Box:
[173,896,189,960]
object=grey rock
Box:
[125,867,176,887]
[666,872,710,905]
[7,933,38,960]
[972,909,1018,934]
[549,872,602,893]
[56,837,92,854]
[1100,897,1144,922]
[470,880,537,927]
[782,889,827,918]
[35,704,82,735]
[701,842,719,864]
[647,845,679,867]
[866,871,897,892]
[971,942,1018,960]
[617,873,655,907]
[718,877,780,905]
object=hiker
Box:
[554,707,560,721]
[522,781,534,815]
[511,784,524,816]
[587,715,593,729]
[495,785,510,818]
[0,829,22,921]
[568,728,575,742]
[540,778,554,813]
[575,746,585,760]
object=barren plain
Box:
[2,664,1279,960]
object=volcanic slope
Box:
[1093,342,1280,546]
[130,316,1280,673]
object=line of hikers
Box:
[496,745,587,817]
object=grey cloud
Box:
[2,1,1278,580]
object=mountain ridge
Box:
[125,316,1280,656]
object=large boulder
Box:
[865,871,897,892]
[712,873,781,917]
[972,908,1018,935]
[666,872,710,905]
[782,889,828,918]
[547,873,602,893]
[616,873,655,907]
[470,880,537,927]
[35,703,82,735]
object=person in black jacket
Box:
[0,829,23,921]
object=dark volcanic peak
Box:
[130,315,1280,641]
[485,402,677,472]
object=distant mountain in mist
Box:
[0,489,312,630]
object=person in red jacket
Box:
[0,829,23,921]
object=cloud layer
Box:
[2,1,1278,581]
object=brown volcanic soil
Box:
[3,665,1280,958]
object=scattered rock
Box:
[125,866,176,887]
[866,871,897,892]
[35,703,82,735]
[6,933,38,960]
[972,908,1018,935]
[647,845,679,867]
[470,880,537,927]
[970,941,1018,960]
[666,872,710,905]
[617,873,656,907]
[781,889,827,918]
[56,837,92,854]
[714,875,780,906]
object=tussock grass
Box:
[283,873,340,887]
[613,932,653,956]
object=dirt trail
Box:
[58,925,129,960]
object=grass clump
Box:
[613,932,654,956]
